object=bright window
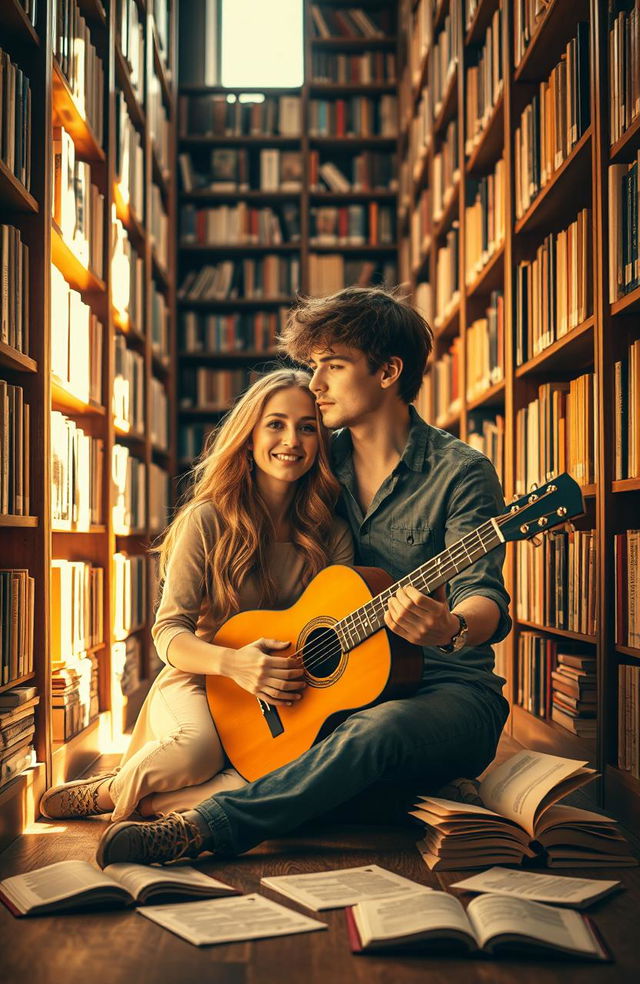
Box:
[221,0,303,88]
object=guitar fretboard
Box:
[334,519,502,652]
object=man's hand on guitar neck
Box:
[383,586,501,650]
[219,638,307,707]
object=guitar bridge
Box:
[258,699,284,738]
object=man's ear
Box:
[380,356,403,389]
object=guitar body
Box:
[205,564,424,782]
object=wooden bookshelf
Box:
[398,0,640,827]
[0,0,178,849]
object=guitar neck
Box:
[335,517,504,652]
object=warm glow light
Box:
[221,0,303,88]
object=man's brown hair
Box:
[279,286,433,404]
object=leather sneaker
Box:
[96,812,205,868]
[40,772,116,819]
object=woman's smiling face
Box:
[249,386,320,489]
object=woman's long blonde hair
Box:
[158,369,341,622]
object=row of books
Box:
[513,0,552,68]
[432,119,459,224]
[434,223,460,326]
[411,186,431,266]
[310,203,395,246]
[614,530,640,649]
[50,560,104,662]
[310,51,396,85]
[466,412,504,489]
[112,218,145,330]
[179,148,302,194]
[613,338,640,480]
[309,5,391,39]
[52,126,104,277]
[151,286,170,363]
[309,150,396,191]
[180,368,259,410]
[150,184,169,269]
[181,309,286,354]
[514,25,590,221]
[0,688,38,792]
[464,159,505,284]
[608,1,640,146]
[608,155,640,301]
[113,335,145,435]
[515,208,592,366]
[113,551,147,641]
[178,257,301,301]
[423,335,463,428]
[179,94,302,138]
[517,632,596,740]
[516,530,598,637]
[410,86,431,169]
[51,412,104,529]
[308,95,397,137]
[112,446,146,534]
[515,374,597,495]
[308,255,396,296]
[178,422,217,463]
[180,204,301,246]
[0,381,30,517]
[408,0,432,97]
[465,290,504,401]
[149,67,170,175]
[52,654,98,741]
[116,0,144,98]
[115,92,145,224]
[618,662,640,778]
[430,7,460,125]
[52,0,104,145]
[0,48,32,193]
[0,225,29,356]
[0,570,35,685]
[150,379,169,451]
[50,265,103,404]
[464,6,502,158]
[149,463,170,534]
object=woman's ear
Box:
[380,356,403,389]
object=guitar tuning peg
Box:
[528,482,539,492]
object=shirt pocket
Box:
[389,523,433,547]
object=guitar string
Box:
[284,501,559,679]
[284,520,500,678]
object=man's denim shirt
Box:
[330,406,511,695]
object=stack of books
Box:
[52,655,99,742]
[0,687,38,791]
[551,652,597,738]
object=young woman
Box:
[40,369,353,823]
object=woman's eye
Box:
[301,424,317,433]
[266,420,283,429]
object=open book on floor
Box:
[345,889,612,961]
[0,860,239,916]
[410,750,637,870]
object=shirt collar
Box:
[330,405,430,477]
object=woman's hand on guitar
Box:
[222,638,306,706]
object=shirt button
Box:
[406,534,414,544]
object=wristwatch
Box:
[438,613,469,654]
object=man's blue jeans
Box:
[195,681,510,856]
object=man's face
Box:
[307,344,387,429]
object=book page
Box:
[467,894,599,956]
[353,890,474,947]
[137,894,326,946]
[261,865,428,911]
[0,861,123,911]
[479,751,590,837]
[104,863,237,899]
[452,868,620,907]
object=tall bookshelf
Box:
[175,0,398,470]
[0,0,177,849]
[399,0,640,827]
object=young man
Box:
[96,286,511,867]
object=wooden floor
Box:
[1,735,640,984]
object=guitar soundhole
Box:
[302,626,342,680]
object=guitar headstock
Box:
[497,473,585,543]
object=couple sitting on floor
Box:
[40,286,511,868]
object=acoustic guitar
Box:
[206,473,584,781]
